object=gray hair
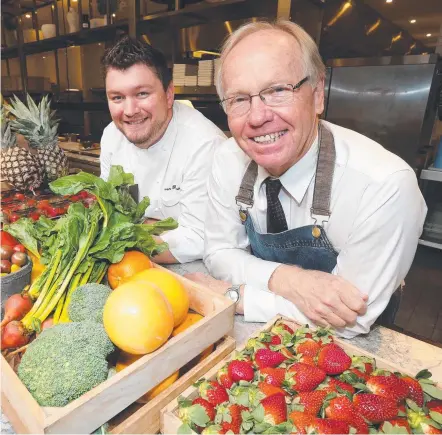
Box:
[215,20,326,100]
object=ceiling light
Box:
[385,0,393,3]
[25,13,31,18]
[409,19,416,23]
[112,13,116,17]
[427,33,432,37]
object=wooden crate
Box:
[161,315,442,434]
[1,265,236,434]
[108,335,236,434]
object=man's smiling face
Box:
[222,29,324,176]
[106,63,174,149]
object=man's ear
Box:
[166,81,175,109]
[314,77,325,116]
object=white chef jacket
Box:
[100,101,226,263]
[204,120,427,338]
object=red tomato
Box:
[70,195,80,202]
[9,213,20,223]
[37,200,50,210]
[29,211,41,221]
[14,193,25,201]
[26,199,37,207]
[46,207,58,218]
[79,190,89,199]
[0,231,19,247]
[12,244,26,253]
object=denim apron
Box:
[235,122,400,325]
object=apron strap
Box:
[311,122,336,220]
[235,160,258,208]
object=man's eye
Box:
[137,92,149,98]
[232,96,248,104]
[272,86,288,93]
[111,96,122,102]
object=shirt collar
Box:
[257,133,319,204]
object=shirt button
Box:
[154,208,159,212]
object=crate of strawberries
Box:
[161,316,442,435]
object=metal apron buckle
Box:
[311,211,330,239]
[236,200,251,224]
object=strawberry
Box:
[295,338,321,357]
[311,418,350,434]
[289,410,315,434]
[272,321,294,335]
[380,418,412,434]
[324,396,369,434]
[270,334,282,346]
[287,362,326,392]
[228,360,255,382]
[217,366,234,390]
[198,381,229,406]
[260,367,286,387]
[353,393,398,423]
[351,355,375,375]
[292,390,328,415]
[216,403,248,434]
[245,337,267,354]
[366,374,409,402]
[319,377,355,395]
[427,400,442,413]
[254,348,286,369]
[401,375,424,407]
[260,393,288,425]
[258,381,287,398]
[201,425,225,434]
[299,355,317,367]
[317,343,352,375]
[192,397,216,421]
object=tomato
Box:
[37,200,50,210]
[14,193,25,201]
[46,207,58,218]
[12,244,26,253]
[9,213,20,223]
[0,231,19,247]
[79,190,89,199]
[29,211,41,221]
[70,195,80,202]
[26,199,37,207]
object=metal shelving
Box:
[420,167,442,183]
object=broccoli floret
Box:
[67,283,112,323]
[18,322,115,407]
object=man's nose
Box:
[247,96,272,126]
[123,98,140,117]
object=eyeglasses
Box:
[220,76,309,117]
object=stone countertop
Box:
[2,261,442,434]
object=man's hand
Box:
[269,265,368,328]
[184,273,244,315]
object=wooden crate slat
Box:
[109,336,236,434]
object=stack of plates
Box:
[198,60,214,86]
[173,64,198,86]
[214,58,221,86]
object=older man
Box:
[100,36,226,264]
[188,20,426,337]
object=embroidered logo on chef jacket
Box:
[164,184,181,191]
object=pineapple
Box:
[1,111,44,192]
[5,94,69,181]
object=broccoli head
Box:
[18,322,115,407]
[68,283,112,323]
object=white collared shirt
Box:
[100,101,226,263]
[204,120,427,338]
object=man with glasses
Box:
[100,36,226,264]
[186,20,426,337]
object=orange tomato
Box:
[107,250,153,289]
[129,268,189,327]
[103,281,174,354]
[116,352,179,403]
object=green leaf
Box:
[107,165,134,187]
[263,422,293,434]
[135,196,150,221]
[4,218,40,257]
[421,384,442,400]
[177,423,193,435]
[188,404,210,427]
[254,422,271,434]
[405,399,420,412]
[430,411,442,425]
[251,404,265,422]
[177,396,192,408]
[415,369,432,379]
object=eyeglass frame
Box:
[220,76,310,116]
